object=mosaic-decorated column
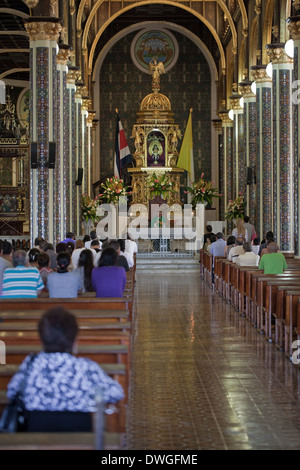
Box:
[81,96,90,197]
[267,44,294,252]
[288,16,300,255]
[251,66,273,241]
[75,82,84,236]
[55,44,71,243]
[239,81,258,232]
[229,95,246,200]
[66,66,81,234]
[87,110,96,197]
[25,18,62,245]
[218,111,233,230]
[212,119,223,219]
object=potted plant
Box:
[225,194,246,221]
[186,173,222,208]
[148,173,174,200]
[97,177,131,205]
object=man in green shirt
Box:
[258,242,287,274]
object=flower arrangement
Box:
[225,194,246,221]
[148,173,174,200]
[186,173,221,208]
[97,177,131,204]
[80,194,99,223]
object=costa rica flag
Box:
[114,113,133,178]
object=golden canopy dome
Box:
[140,92,171,111]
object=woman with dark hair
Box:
[225,235,236,258]
[75,249,94,293]
[6,307,124,432]
[37,252,53,289]
[47,252,81,298]
[28,248,40,268]
[92,247,126,298]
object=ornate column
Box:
[87,110,96,197]
[250,66,273,241]
[288,16,300,255]
[229,94,245,200]
[239,81,258,228]
[24,17,62,245]
[56,44,71,242]
[75,81,84,236]
[267,44,294,252]
[218,111,233,230]
[212,119,223,219]
[81,95,90,197]
[66,66,81,234]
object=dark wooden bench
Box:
[0,432,125,450]
[1,343,129,433]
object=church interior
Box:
[1,0,300,451]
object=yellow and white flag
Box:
[177,109,194,201]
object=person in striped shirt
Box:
[1,250,44,298]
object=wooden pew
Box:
[214,257,226,296]
[262,280,300,343]
[0,432,124,450]
[284,290,300,359]
[257,275,300,338]
[1,343,129,433]
[236,266,259,316]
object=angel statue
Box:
[131,125,145,154]
[168,126,182,153]
[149,59,165,89]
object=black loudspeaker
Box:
[76,168,83,186]
[48,142,56,169]
[31,142,38,169]
[247,166,256,185]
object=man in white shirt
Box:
[228,237,245,263]
[125,236,138,269]
[236,242,260,267]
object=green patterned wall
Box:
[99,31,211,183]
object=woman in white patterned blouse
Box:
[7,307,124,432]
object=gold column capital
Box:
[87,111,96,125]
[24,18,62,42]
[266,43,293,64]
[229,94,243,111]
[239,82,256,98]
[212,119,222,131]
[218,111,233,125]
[250,65,271,83]
[57,45,71,65]
[287,17,300,41]
[67,66,81,85]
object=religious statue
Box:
[132,125,145,154]
[168,126,182,153]
[149,59,165,89]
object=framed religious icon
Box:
[147,131,166,167]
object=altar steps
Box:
[136,257,200,274]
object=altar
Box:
[128,59,184,206]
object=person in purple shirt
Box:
[91,247,126,298]
[60,231,76,245]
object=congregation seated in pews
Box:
[200,230,300,365]
[0,231,137,448]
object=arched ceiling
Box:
[91,4,221,75]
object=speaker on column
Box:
[48,142,56,169]
[76,168,83,186]
[246,166,256,185]
[30,142,38,169]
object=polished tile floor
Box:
[126,272,300,450]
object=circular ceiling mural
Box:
[131,28,179,74]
